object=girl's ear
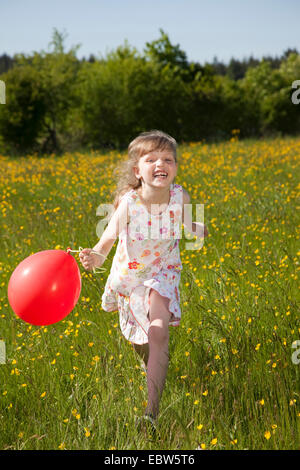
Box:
[133,165,140,179]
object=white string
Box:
[66,246,107,274]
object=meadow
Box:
[0,135,299,450]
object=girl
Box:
[79,130,208,426]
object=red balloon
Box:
[8,250,81,325]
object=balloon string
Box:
[66,247,107,274]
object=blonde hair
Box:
[112,130,177,211]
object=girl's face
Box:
[134,150,178,188]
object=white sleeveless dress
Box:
[101,183,184,345]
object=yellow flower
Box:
[202,390,208,396]
[84,427,91,437]
[58,442,66,450]
[210,437,217,446]
[200,443,206,449]
[259,399,265,406]
[197,424,203,430]
[40,391,46,398]
[255,343,261,351]
[264,431,271,440]
[231,439,237,445]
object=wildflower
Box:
[259,399,265,406]
[264,431,271,440]
[40,391,46,398]
[255,343,261,351]
[202,390,208,396]
[210,437,217,446]
[58,442,66,450]
[197,424,203,430]
[84,427,91,437]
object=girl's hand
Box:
[79,248,105,272]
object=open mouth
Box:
[153,172,168,179]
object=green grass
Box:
[0,136,299,450]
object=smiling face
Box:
[134,150,178,188]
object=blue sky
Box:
[1,0,299,64]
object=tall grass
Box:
[0,136,299,450]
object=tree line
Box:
[0,29,299,155]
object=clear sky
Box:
[1,0,299,64]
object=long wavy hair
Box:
[111,130,178,212]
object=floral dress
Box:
[101,183,184,345]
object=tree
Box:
[0,29,81,154]
[144,28,189,70]
[0,65,46,152]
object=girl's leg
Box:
[145,288,171,419]
[133,342,149,368]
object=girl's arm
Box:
[92,197,129,257]
[182,189,209,239]
[80,198,129,270]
